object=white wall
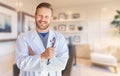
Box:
[0,1,17,75]
[0,41,16,57]
[53,1,120,47]
[0,0,37,75]
[0,42,16,76]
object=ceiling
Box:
[35,0,114,8]
[0,0,117,15]
[0,0,114,9]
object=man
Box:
[16,2,69,76]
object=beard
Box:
[36,21,49,30]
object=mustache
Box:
[39,21,47,23]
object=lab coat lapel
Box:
[31,30,45,53]
[47,30,55,48]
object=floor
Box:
[0,52,15,76]
[1,57,120,76]
[70,58,120,76]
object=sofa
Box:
[90,42,118,73]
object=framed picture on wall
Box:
[73,35,80,43]
[72,13,80,19]
[22,12,35,32]
[0,3,18,41]
[68,24,75,31]
[58,12,67,20]
[58,24,66,31]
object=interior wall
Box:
[0,0,18,75]
[0,0,34,58]
[53,1,120,47]
[0,1,18,55]
[0,42,16,76]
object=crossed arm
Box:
[28,46,55,60]
[16,35,69,71]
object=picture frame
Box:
[22,12,35,32]
[53,26,57,31]
[0,3,18,41]
[73,35,80,43]
[58,13,67,20]
[64,34,70,44]
[68,24,75,31]
[58,24,66,31]
[72,13,80,19]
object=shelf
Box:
[52,18,86,22]
[59,31,80,34]
[50,18,88,45]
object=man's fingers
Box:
[28,46,35,56]
[48,49,55,58]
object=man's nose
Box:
[41,16,46,21]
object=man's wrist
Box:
[41,55,46,60]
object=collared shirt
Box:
[38,32,49,49]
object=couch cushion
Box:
[92,42,111,54]
[91,52,117,66]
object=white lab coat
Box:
[16,29,69,76]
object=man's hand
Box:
[41,47,55,60]
[28,46,35,56]
[28,46,55,60]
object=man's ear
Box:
[34,14,36,18]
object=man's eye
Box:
[39,15,42,17]
[45,16,49,19]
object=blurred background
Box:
[0,0,120,76]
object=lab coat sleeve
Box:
[16,34,43,71]
[41,35,69,71]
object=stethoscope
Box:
[47,37,56,65]
[47,37,57,76]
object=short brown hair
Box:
[35,2,53,15]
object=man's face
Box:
[35,7,52,30]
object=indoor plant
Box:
[111,10,120,33]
